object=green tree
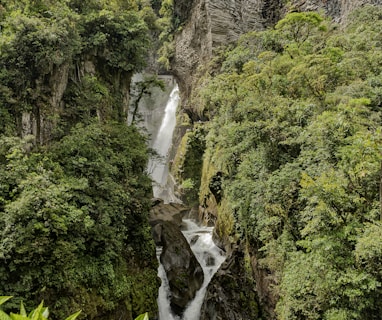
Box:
[0,122,158,319]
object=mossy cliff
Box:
[170,1,382,319]
[171,123,206,207]
[0,1,152,143]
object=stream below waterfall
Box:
[157,220,226,320]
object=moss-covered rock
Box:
[213,198,236,251]
[171,124,206,206]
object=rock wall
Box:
[20,58,133,144]
[20,63,70,144]
[200,247,260,320]
[172,0,284,114]
[150,202,205,316]
[290,0,382,22]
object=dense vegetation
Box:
[0,0,162,319]
[2,0,382,318]
[195,6,382,319]
[0,296,82,320]
[0,0,158,139]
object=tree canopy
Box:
[0,123,158,319]
[195,6,382,319]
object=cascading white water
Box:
[157,220,226,320]
[181,220,226,320]
[147,84,180,203]
[157,247,175,319]
[146,80,226,319]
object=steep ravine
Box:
[145,80,227,319]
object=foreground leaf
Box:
[134,313,149,320]
[0,297,13,306]
[9,314,28,320]
[63,310,82,320]
[0,310,12,320]
[19,302,26,317]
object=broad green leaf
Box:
[19,302,26,317]
[41,307,49,319]
[134,312,149,320]
[9,314,28,320]
[63,310,82,320]
[0,297,13,306]
[0,310,12,320]
[29,301,44,320]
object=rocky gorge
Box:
[151,208,204,316]
[1,0,382,319]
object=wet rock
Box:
[149,200,203,314]
[150,200,190,245]
[150,200,189,227]
[190,235,199,246]
[204,252,215,267]
[200,247,260,320]
[160,221,204,316]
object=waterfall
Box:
[144,79,226,319]
[180,220,226,320]
[147,84,180,203]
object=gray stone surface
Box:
[149,201,204,315]
[160,221,204,315]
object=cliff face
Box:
[172,0,378,115]
[21,63,70,144]
[170,0,381,318]
[290,0,382,22]
[20,60,132,145]
[172,0,283,114]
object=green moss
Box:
[172,272,189,290]
[215,198,236,245]
[199,148,218,205]
[172,124,206,206]
[129,268,160,319]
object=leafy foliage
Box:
[80,9,150,71]
[0,0,157,138]
[0,122,158,319]
[0,0,167,318]
[195,7,382,319]
[134,313,149,320]
[172,124,206,205]
[0,296,81,320]
[0,1,162,319]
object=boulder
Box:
[150,200,190,245]
[150,200,189,227]
[160,221,204,316]
[200,247,260,320]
